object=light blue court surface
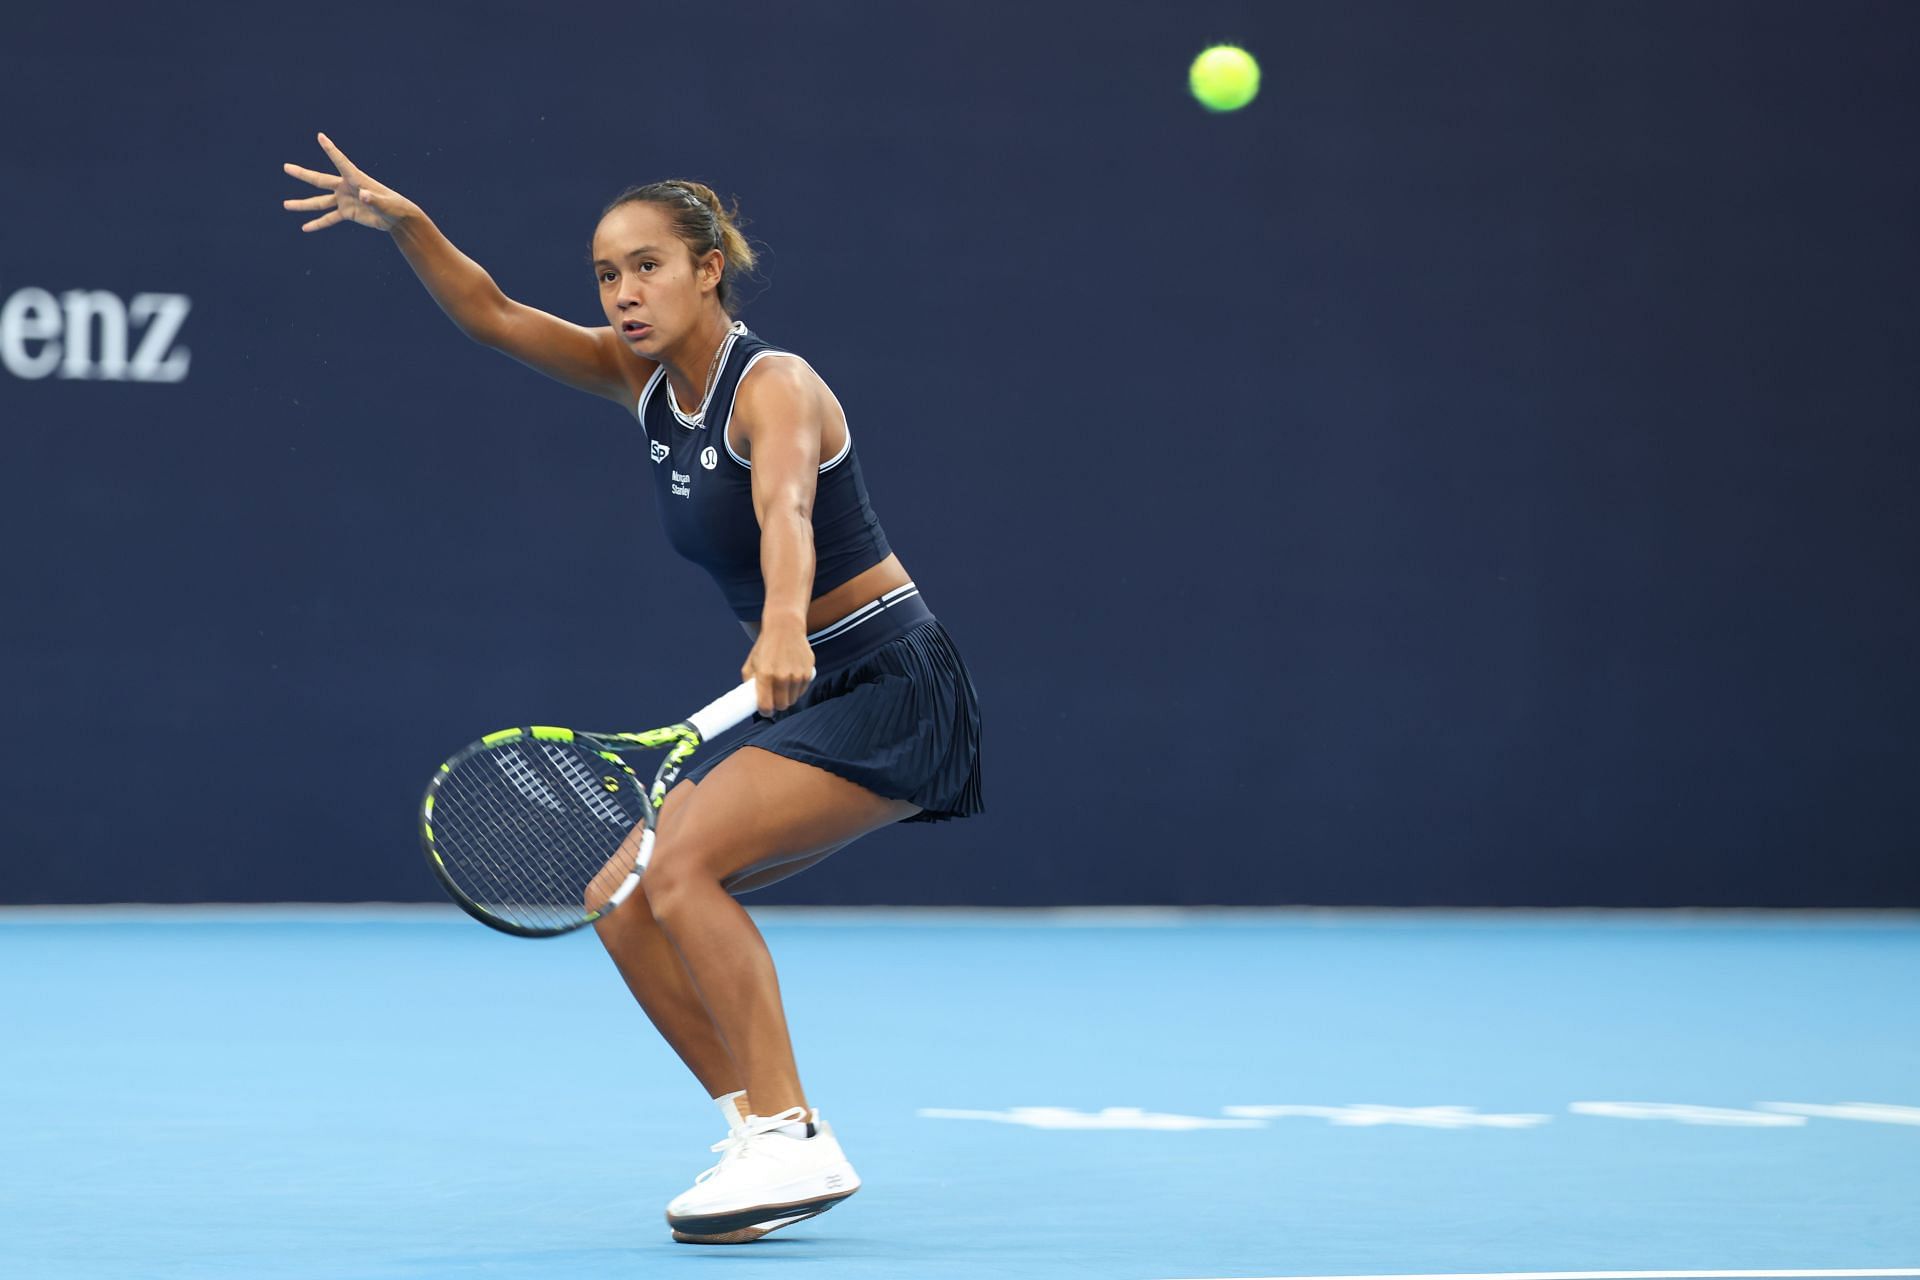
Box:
[2,909,1917,1280]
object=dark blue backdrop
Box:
[2,1,1915,906]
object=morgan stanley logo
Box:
[0,283,192,383]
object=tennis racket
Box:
[420,681,762,937]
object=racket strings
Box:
[445,759,624,927]
[432,739,649,932]
[438,776,579,926]
[455,791,585,922]
[541,743,637,829]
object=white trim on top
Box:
[722,350,855,474]
[635,364,664,422]
[819,422,855,473]
[664,321,748,429]
[721,349,783,467]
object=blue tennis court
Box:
[3,909,1915,1279]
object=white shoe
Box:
[666,1106,861,1244]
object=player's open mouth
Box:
[623,322,652,341]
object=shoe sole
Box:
[667,1187,857,1244]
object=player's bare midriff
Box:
[740,553,913,643]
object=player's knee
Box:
[641,783,711,913]
[642,842,722,925]
[589,780,697,916]
[641,853,688,922]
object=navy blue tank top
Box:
[637,324,893,621]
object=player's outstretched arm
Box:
[280,132,639,407]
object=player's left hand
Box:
[742,627,815,716]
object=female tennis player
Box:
[281,133,983,1244]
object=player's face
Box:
[592,202,720,359]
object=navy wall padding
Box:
[2,1,1915,904]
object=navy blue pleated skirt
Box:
[683,583,984,823]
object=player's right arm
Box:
[281,132,644,409]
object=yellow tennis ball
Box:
[1189,44,1260,113]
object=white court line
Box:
[1156,1271,1920,1280]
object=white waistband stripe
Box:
[807,583,922,645]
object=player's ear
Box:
[698,247,725,295]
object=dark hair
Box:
[597,181,758,310]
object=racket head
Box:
[420,726,656,937]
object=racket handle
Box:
[686,681,762,741]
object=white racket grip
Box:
[685,681,761,742]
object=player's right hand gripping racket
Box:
[419,682,762,937]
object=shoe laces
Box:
[692,1105,809,1184]
[693,1123,749,1185]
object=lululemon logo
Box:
[700,446,718,470]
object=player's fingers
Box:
[754,674,775,716]
[315,131,362,177]
[301,209,344,233]
[282,193,335,211]
[282,162,343,189]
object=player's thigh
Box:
[648,746,918,889]
[585,777,698,906]
[722,844,848,896]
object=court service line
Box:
[1156,1271,1920,1280]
